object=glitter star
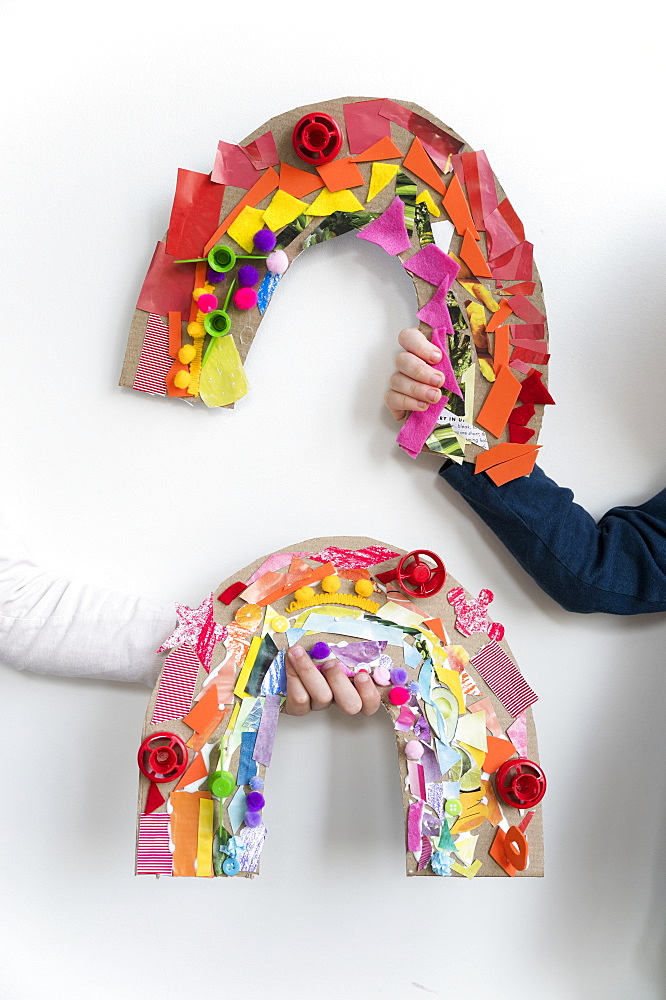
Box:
[156,593,227,659]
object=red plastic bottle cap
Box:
[137,732,189,784]
[396,550,447,599]
[292,113,343,165]
[495,758,547,809]
[410,564,431,584]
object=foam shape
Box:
[352,136,403,161]
[475,365,523,438]
[486,448,540,486]
[316,156,364,192]
[403,136,447,195]
[262,189,309,231]
[278,162,323,197]
[305,187,365,215]
[443,172,479,239]
[474,442,540,474]
[460,228,493,279]
[492,326,511,374]
[227,205,266,253]
[415,189,440,217]
[367,162,399,203]
[357,196,410,255]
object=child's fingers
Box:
[353,669,382,716]
[285,646,333,715]
[397,327,442,365]
[321,661,363,715]
[389,372,443,406]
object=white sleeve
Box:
[0,520,176,686]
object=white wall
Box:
[1,1,664,997]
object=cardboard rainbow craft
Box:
[121,97,554,483]
[137,538,545,879]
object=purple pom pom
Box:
[310,642,330,661]
[249,776,264,791]
[246,792,265,811]
[253,228,277,252]
[238,264,260,288]
[390,667,408,686]
[206,267,225,284]
[244,810,262,828]
[408,681,420,695]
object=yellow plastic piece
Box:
[187,321,206,340]
[354,579,375,598]
[178,344,197,364]
[294,586,315,603]
[174,370,191,389]
[321,575,341,594]
[199,335,249,407]
[234,604,263,629]
[285,593,379,614]
[367,162,399,203]
[415,189,441,217]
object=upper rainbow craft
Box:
[120,97,554,484]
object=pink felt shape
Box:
[417,283,457,330]
[396,326,462,458]
[402,244,459,288]
[356,196,411,255]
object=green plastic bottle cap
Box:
[209,770,235,799]
[204,310,231,337]
[208,245,236,273]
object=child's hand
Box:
[385,327,445,420]
[285,646,382,716]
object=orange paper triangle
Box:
[352,136,403,162]
[483,736,517,775]
[460,228,493,279]
[443,173,479,239]
[174,750,208,790]
[403,136,446,196]
[278,162,323,198]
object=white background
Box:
[1,1,665,997]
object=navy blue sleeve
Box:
[438,462,666,615]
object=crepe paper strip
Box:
[234,636,262,698]
[508,402,535,426]
[489,241,534,281]
[407,801,425,852]
[489,827,517,877]
[403,136,447,196]
[441,173,479,240]
[378,100,463,171]
[519,369,556,405]
[470,642,538,718]
[457,151,498,232]
[243,131,279,170]
[165,169,226,260]
[415,189,440,217]
[171,791,211,876]
[278,162,323,198]
[131,313,172,396]
[455,713,488,753]
[305,187,365,216]
[212,140,263,189]
[251,693,281,767]
[136,813,172,876]
[151,645,201,725]
[508,424,536,445]
[484,200,524,260]
[316,156,364,193]
[262,190,309,232]
[475,365,522,438]
[367,162,400,203]
[246,635,279,697]
[352,136,403,162]
[195,798,215,877]
[483,736,518,775]
[218,581,247,605]
[357,196,411,255]
[199,333,249,408]
[493,326,511,374]
[204,168,279,255]
[343,99,392,155]
[408,760,427,800]
[460,228,493,279]
[506,711,528,757]
[227,205,267,253]
[452,859,482,879]
[174,751,207,791]
[403,243,460,289]
[144,782,165,815]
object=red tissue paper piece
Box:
[447,586,505,641]
[379,100,463,171]
[356,196,411,255]
[508,323,545,342]
[343,99,392,155]
[508,293,546,325]
[470,642,538,718]
[484,198,524,260]
[217,581,247,605]
[242,131,279,170]
[212,140,263,189]
[519,370,556,405]
[165,169,226,260]
[309,546,399,569]
[132,313,172,397]
[402,244,460,288]
[136,241,196,317]
[489,242,534,281]
[453,151,498,232]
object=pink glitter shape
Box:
[447,586,505,641]
[157,593,225,654]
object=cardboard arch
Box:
[136,537,544,879]
[121,98,551,472]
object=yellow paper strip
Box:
[233,636,262,698]
[195,798,214,878]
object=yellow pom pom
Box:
[321,575,341,594]
[187,322,205,340]
[355,579,374,598]
[178,345,196,364]
[174,371,191,389]
[295,586,315,603]
[192,286,205,302]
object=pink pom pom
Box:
[266,249,289,275]
[197,293,218,313]
[404,740,424,760]
[389,686,410,706]
[233,287,258,310]
[373,666,391,686]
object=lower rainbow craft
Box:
[137,538,545,879]
[121,97,554,486]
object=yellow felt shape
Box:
[306,188,365,216]
[415,189,441,217]
[454,711,488,752]
[262,189,309,232]
[227,206,266,253]
[367,162,399,203]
